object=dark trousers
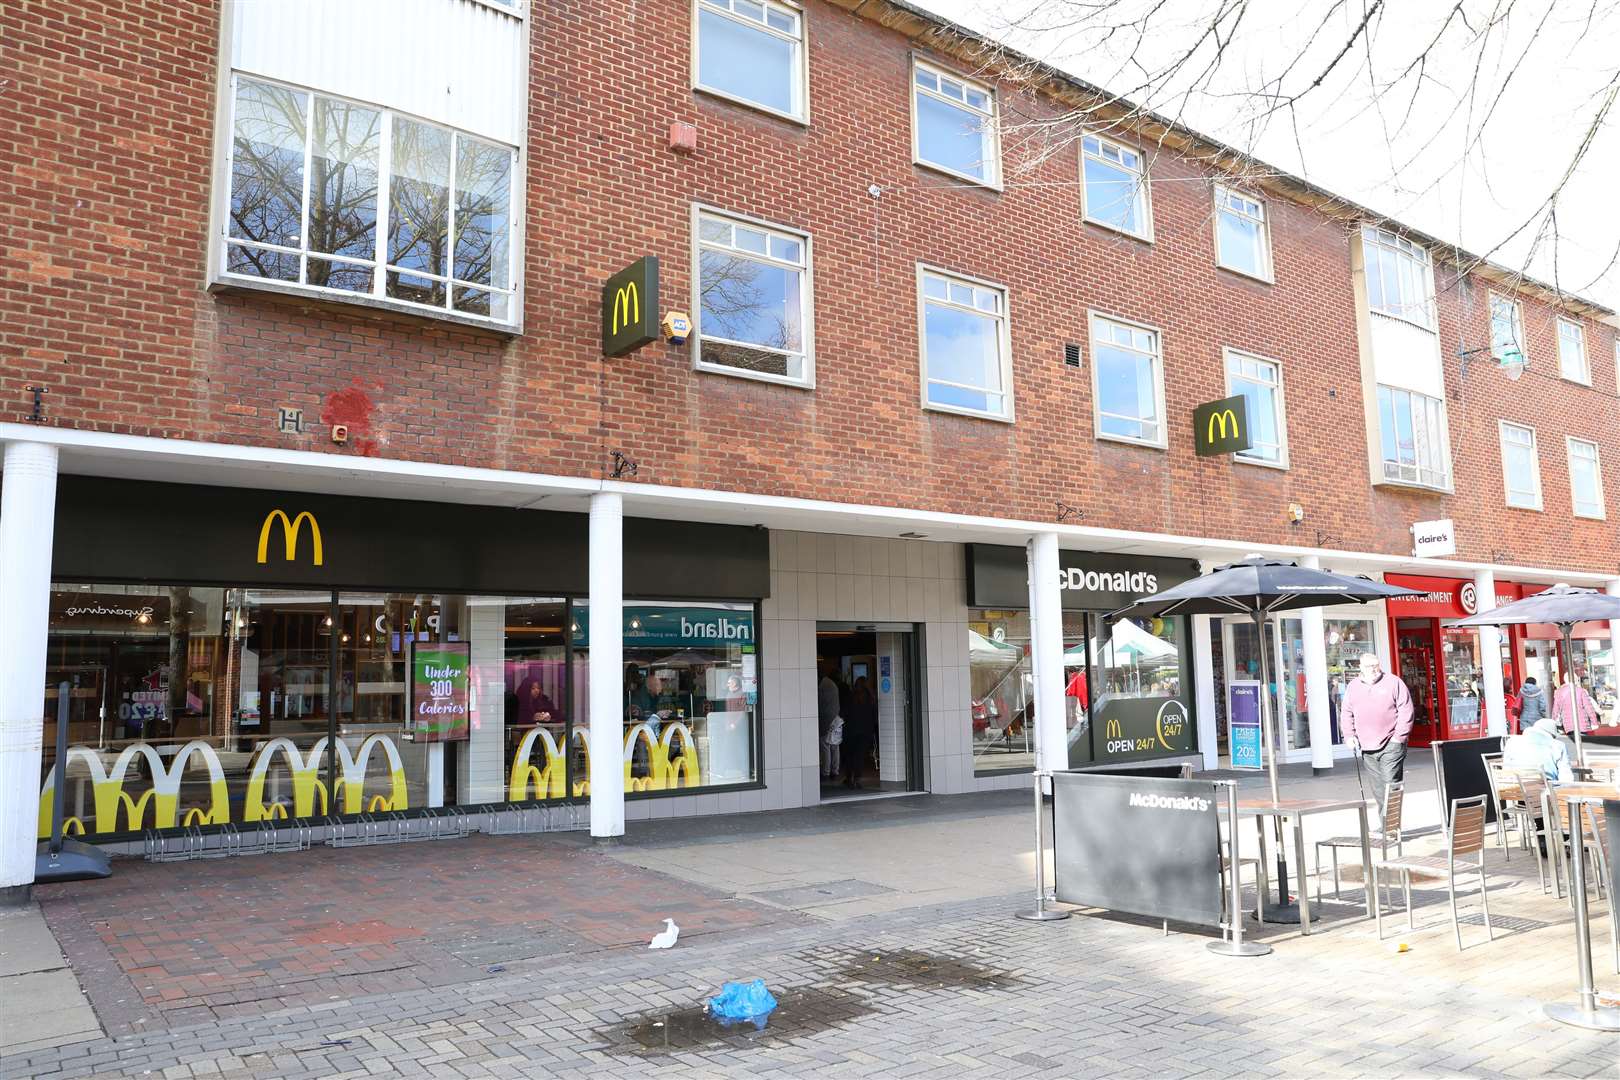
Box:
[1362,739,1408,822]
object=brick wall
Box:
[2,0,1615,572]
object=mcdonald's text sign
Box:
[602,256,660,357]
[1192,394,1252,457]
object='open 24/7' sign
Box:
[602,256,660,357]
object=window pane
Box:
[229,79,307,251]
[1084,156,1141,234]
[385,269,446,309]
[453,136,512,289]
[916,92,988,179]
[1393,394,1415,466]
[226,243,298,283]
[1377,388,1397,466]
[925,299,1001,413]
[387,118,452,283]
[308,97,380,261]
[1096,340,1157,439]
[1233,376,1279,461]
[699,245,803,370]
[698,8,795,115]
[306,256,372,293]
[1217,210,1261,275]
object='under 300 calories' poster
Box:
[408,641,471,742]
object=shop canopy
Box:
[968,629,1021,665]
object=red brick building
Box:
[2,0,1616,887]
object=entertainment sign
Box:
[407,641,471,742]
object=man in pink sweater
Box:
[1551,671,1601,735]
[1341,652,1415,818]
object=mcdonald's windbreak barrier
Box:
[1051,771,1224,926]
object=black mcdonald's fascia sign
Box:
[602,256,660,357]
[1192,394,1253,457]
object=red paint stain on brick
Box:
[321,380,382,457]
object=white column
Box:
[1,442,59,894]
[1609,581,1620,710]
[588,492,625,838]
[1026,533,1066,773]
[1475,568,1507,737]
[1299,556,1333,772]
[1191,614,1218,770]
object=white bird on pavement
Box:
[648,918,680,949]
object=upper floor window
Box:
[694,0,806,121]
[693,207,812,385]
[1081,135,1151,240]
[1090,314,1164,446]
[1499,421,1541,510]
[1557,317,1590,383]
[918,268,1012,420]
[223,76,516,323]
[1362,227,1432,329]
[1567,438,1605,519]
[1214,187,1270,280]
[1225,350,1286,466]
[1377,385,1450,489]
[912,61,999,186]
[1489,294,1525,364]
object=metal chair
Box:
[1315,781,1402,906]
[1576,802,1617,974]
[1220,831,1268,924]
[1545,787,1609,906]
[1512,771,1552,894]
[1372,794,1494,951]
[1482,756,1524,859]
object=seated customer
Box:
[1502,716,1574,783]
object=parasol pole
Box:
[1560,623,1585,766]
[1253,608,1290,915]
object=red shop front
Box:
[1383,574,1536,747]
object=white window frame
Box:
[690,203,815,388]
[214,72,522,329]
[1488,293,1526,365]
[1223,348,1288,469]
[691,0,809,124]
[909,58,1000,189]
[1080,133,1153,242]
[1212,186,1272,282]
[1557,317,1591,384]
[1361,226,1434,330]
[1498,421,1542,511]
[1566,437,1606,520]
[1088,311,1167,449]
[1375,384,1452,491]
[915,264,1014,422]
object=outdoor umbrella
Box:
[1109,556,1423,917]
[1451,583,1620,764]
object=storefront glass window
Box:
[1090,616,1193,763]
[967,609,1089,775]
[1441,626,1485,737]
[571,601,759,791]
[1323,617,1376,744]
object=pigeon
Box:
[648,918,680,950]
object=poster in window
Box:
[407,641,471,742]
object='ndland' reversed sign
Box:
[1192,394,1253,456]
[602,256,660,357]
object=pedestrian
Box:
[1550,670,1600,735]
[817,660,841,779]
[1503,681,1522,735]
[1517,676,1548,727]
[1341,652,1414,819]
[842,677,878,789]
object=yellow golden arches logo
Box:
[611,281,639,335]
[1206,408,1240,443]
[1105,717,1123,740]
[257,509,323,566]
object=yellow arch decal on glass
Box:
[37,741,230,837]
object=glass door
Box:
[1441,626,1484,739]
[817,623,922,799]
[1395,619,1441,747]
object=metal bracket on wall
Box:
[22,384,47,422]
[609,450,638,479]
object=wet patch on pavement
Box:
[595,987,873,1055]
[831,947,1024,990]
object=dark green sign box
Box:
[1192,394,1253,457]
[602,256,660,357]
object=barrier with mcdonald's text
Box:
[1051,771,1224,926]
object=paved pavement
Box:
[3,758,1618,1078]
[0,903,101,1056]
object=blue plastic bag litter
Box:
[706,978,778,1029]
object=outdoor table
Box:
[1543,793,1620,1032]
[1552,783,1620,800]
[1237,797,1374,935]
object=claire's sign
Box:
[408,642,471,742]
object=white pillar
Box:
[1026,533,1067,772]
[588,492,625,838]
[1475,568,1507,737]
[1299,556,1333,772]
[1191,614,1218,770]
[1,442,59,895]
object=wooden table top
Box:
[1237,797,1366,815]
[1553,784,1620,801]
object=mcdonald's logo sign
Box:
[1192,394,1253,457]
[257,509,323,566]
[602,256,660,357]
[1105,718,1123,740]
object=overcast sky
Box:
[918,0,1620,315]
